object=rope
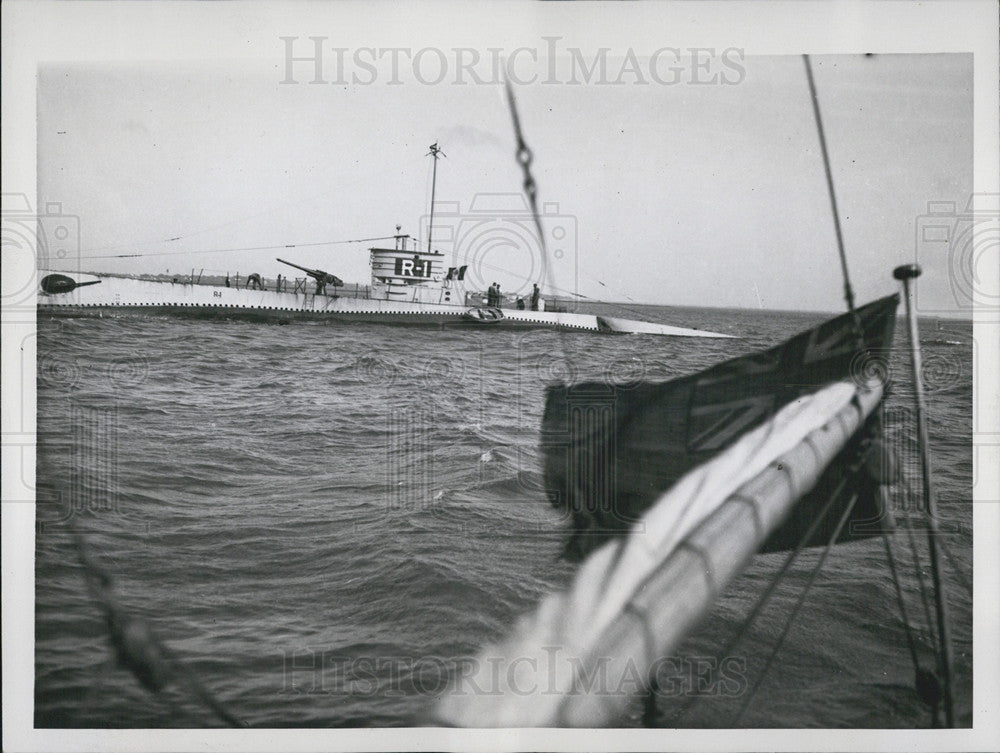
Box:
[728,485,861,726]
[67,515,243,726]
[668,471,853,724]
[881,530,922,671]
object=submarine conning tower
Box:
[369,230,466,305]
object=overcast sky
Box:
[37,42,972,314]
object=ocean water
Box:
[33,301,973,728]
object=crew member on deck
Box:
[531,283,540,311]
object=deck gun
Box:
[276,258,344,288]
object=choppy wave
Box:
[34,308,972,728]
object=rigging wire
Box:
[893,264,956,727]
[503,77,576,369]
[72,151,431,259]
[891,475,972,596]
[898,480,941,650]
[78,236,400,261]
[500,86,686,325]
[669,433,960,727]
[667,471,855,724]
[880,527,947,725]
[924,523,972,596]
[504,80,544,268]
[728,485,862,726]
[504,64,959,728]
[880,530,925,674]
[494,55,960,730]
[883,464,978,719]
[803,54,860,333]
[412,235,654,309]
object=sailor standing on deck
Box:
[531,283,540,311]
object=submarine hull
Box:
[36,272,734,337]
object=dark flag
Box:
[542,294,900,560]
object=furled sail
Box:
[544,294,899,560]
[432,294,899,727]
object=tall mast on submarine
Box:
[426,142,445,254]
